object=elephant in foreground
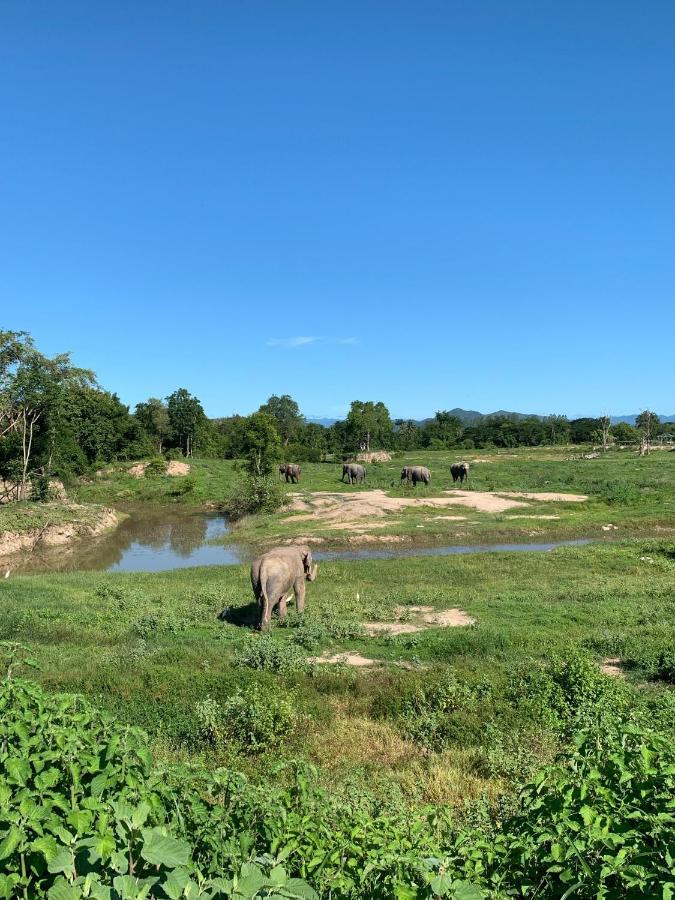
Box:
[341,463,366,484]
[250,544,318,631]
[451,462,470,484]
[279,463,301,483]
[401,465,431,486]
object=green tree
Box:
[241,412,282,476]
[344,401,393,452]
[636,409,659,455]
[611,421,639,443]
[135,398,171,454]
[166,389,205,457]
[258,394,304,445]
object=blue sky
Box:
[2,2,673,419]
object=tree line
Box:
[0,330,671,493]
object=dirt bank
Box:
[0,504,119,557]
[128,461,191,478]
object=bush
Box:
[196,685,297,752]
[235,634,308,673]
[29,473,52,502]
[164,447,185,461]
[145,456,167,477]
[500,726,675,898]
[223,475,286,520]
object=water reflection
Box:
[9,507,246,574]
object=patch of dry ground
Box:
[310,652,378,667]
[356,451,392,462]
[364,605,475,635]
[285,488,587,531]
[128,461,191,478]
[601,657,625,678]
[0,505,118,557]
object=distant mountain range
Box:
[306,409,675,427]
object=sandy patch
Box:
[128,460,191,478]
[364,605,475,635]
[356,451,392,463]
[284,488,587,531]
[600,657,625,679]
[496,491,588,503]
[310,652,379,667]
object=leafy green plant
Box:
[145,456,168,477]
[234,636,307,673]
[196,686,297,752]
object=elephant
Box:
[279,463,301,483]
[401,465,431,487]
[250,544,318,631]
[451,462,470,484]
[341,463,366,484]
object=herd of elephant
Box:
[279,460,470,487]
[256,461,471,629]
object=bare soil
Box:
[356,451,392,462]
[364,605,475,635]
[285,489,588,530]
[601,657,625,679]
[128,461,191,478]
[0,505,118,557]
[310,652,379,667]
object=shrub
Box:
[29,473,52,502]
[500,726,675,898]
[235,634,308,673]
[223,475,286,520]
[145,455,167,477]
[164,447,184,461]
[196,686,297,752]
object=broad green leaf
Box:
[0,826,23,860]
[47,878,83,900]
[32,834,59,863]
[140,827,190,868]
[48,846,75,876]
[452,882,484,900]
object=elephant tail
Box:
[258,558,273,617]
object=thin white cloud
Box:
[266,336,317,348]
[266,336,357,349]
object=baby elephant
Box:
[401,465,431,486]
[250,544,318,631]
[279,463,301,483]
[451,462,470,484]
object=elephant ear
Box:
[301,550,312,571]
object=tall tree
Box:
[636,410,659,456]
[344,401,393,452]
[135,398,171,454]
[166,389,205,457]
[241,413,282,476]
[257,394,304,446]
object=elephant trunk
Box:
[307,564,318,582]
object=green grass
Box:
[70,448,675,551]
[2,538,674,806]
[0,500,112,536]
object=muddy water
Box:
[5,506,593,574]
[6,507,245,574]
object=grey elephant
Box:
[278,463,301,483]
[451,462,470,484]
[250,544,318,631]
[341,463,366,484]
[401,465,431,486]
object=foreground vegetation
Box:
[1,539,674,896]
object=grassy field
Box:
[2,449,675,896]
[71,448,675,551]
[2,538,674,807]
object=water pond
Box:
[4,506,592,574]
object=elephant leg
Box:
[278,595,288,620]
[259,596,272,631]
[294,578,306,613]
